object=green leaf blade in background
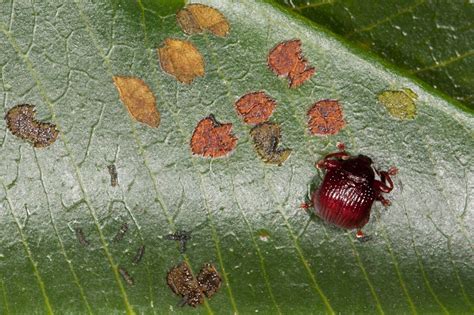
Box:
[276,0,474,109]
[0,0,473,314]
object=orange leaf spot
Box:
[176,4,230,37]
[158,38,205,84]
[235,91,276,125]
[268,39,315,88]
[307,100,345,135]
[190,114,238,158]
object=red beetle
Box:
[303,144,398,240]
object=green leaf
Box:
[276,0,474,109]
[0,0,472,314]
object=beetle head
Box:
[356,154,373,165]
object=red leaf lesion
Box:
[268,39,315,88]
[190,114,238,158]
[307,100,345,135]
[235,91,276,125]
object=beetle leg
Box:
[356,230,371,242]
[373,178,392,193]
[387,166,398,176]
[315,151,351,169]
[373,167,397,193]
[376,194,391,207]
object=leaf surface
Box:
[0,0,472,314]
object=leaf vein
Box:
[400,199,450,314]
[1,181,54,315]
[0,20,136,315]
[33,149,94,314]
[346,0,426,38]
[229,168,283,315]
[411,50,474,74]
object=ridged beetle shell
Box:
[305,145,397,240]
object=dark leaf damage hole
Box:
[167,261,222,307]
[107,164,118,187]
[165,230,192,254]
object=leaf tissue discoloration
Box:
[268,39,315,88]
[112,76,160,128]
[235,91,276,125]
[1,1,472,313]
[377,88,417,120]
[250,122,292,165]
[177,4,230,37]
[190,114,238,158]
[5,104,58,148]
[307,100,345,135]
[158,38,205,84]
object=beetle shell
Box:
[312,153,393,230]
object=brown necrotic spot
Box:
[197,263,221,298]
[118,266,134,286]
[190,114,238,158]
[377,88,417,120]
[307,99,345,135]
[250,122,292,166]
[5,104,58,148]
[112,76,160,128]
[167,262,204,307]
[268,39,315,88]
[235,91,276,125]
[177,4,230,37]
[158,38,205,84]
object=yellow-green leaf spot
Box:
[377,88,418,120]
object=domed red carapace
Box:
[304,144,397,240]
